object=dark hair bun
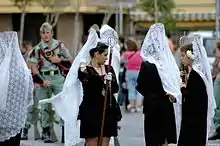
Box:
[89,42,108,57]
[96,42,108,49]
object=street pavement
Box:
[21,108,220,146]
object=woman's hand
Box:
[104,72,112,84]
[104,72,112,81]
[49,55,61,63]
[43,80,51,88]
[80,62,87,72]
[181,82,186,88]
[166,93,177,103]
[39,99,51,104]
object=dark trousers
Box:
[0,131,21,146]
[124,89,129,110]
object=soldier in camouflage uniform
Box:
[27,22,71,143]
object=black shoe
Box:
[61,126,64,143]
[21,128,28,140]
[43,132,53,143]
[208,132,220,140]
[41,132,45,140]
[43,127,53,143]
[21,134,28,140]
[44,135,53,143]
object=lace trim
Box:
[0,128,22,142]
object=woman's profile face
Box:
[180,51,192,66]
[95,49,108,65]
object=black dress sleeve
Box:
[136,61,166,97]
[181,87,188,96]
[78,67,90,83]
[136,62,149,96]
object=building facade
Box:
[131,0,216,35]
[0,0,216,52]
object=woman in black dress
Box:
[78,41,121,146]
[178,35,215,146]
[136,23,182,146]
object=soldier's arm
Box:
[27,48,39,74]
[59,43,72,61]
[27,48,45,81]
[26,50,35,69]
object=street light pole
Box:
[115,0,119,33]
[154,0,158,23]
[216,0,219,43]
[119,1,123,35]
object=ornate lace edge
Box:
[0,128,22,142]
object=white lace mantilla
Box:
[191,35,216,140]
[0,32,33,141]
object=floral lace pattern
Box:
[141,23,167,68]
[140,23,181,99]
[0,32,33,141]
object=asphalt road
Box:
[21,108,220,146]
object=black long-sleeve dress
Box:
[178,69,208,146]
[78,65,121,138]
[136,61,177,146]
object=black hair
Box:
[23,40,32,48]
[166,32,171,39]
[119,36,125,43]
[89,42,108,57]
[180,44,193,53]
[140,40,144,48]
[217,41,220,51]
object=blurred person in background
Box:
[167,33,181,68]
[209,41,220,140]
[119,36,126,54]
[167,33,176,54]
[22,41,33,61]
[118,36,129,108]
[121,38,143,113]
[21,40,39,140]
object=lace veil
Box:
[101,24,121,83]
[191,35,216,139]
[141,23,182,102]
[0,31,33,141]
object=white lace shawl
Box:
[0,31,33,141]
[140,23,182,138]
[191,35,216,140]
[141,23,182,103]
[39,26,119,146]
[101,24,121,83]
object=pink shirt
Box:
[122,50,142,71]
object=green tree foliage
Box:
[10,0,36,48]
[139,0,176,32]
[37,0,70,28]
